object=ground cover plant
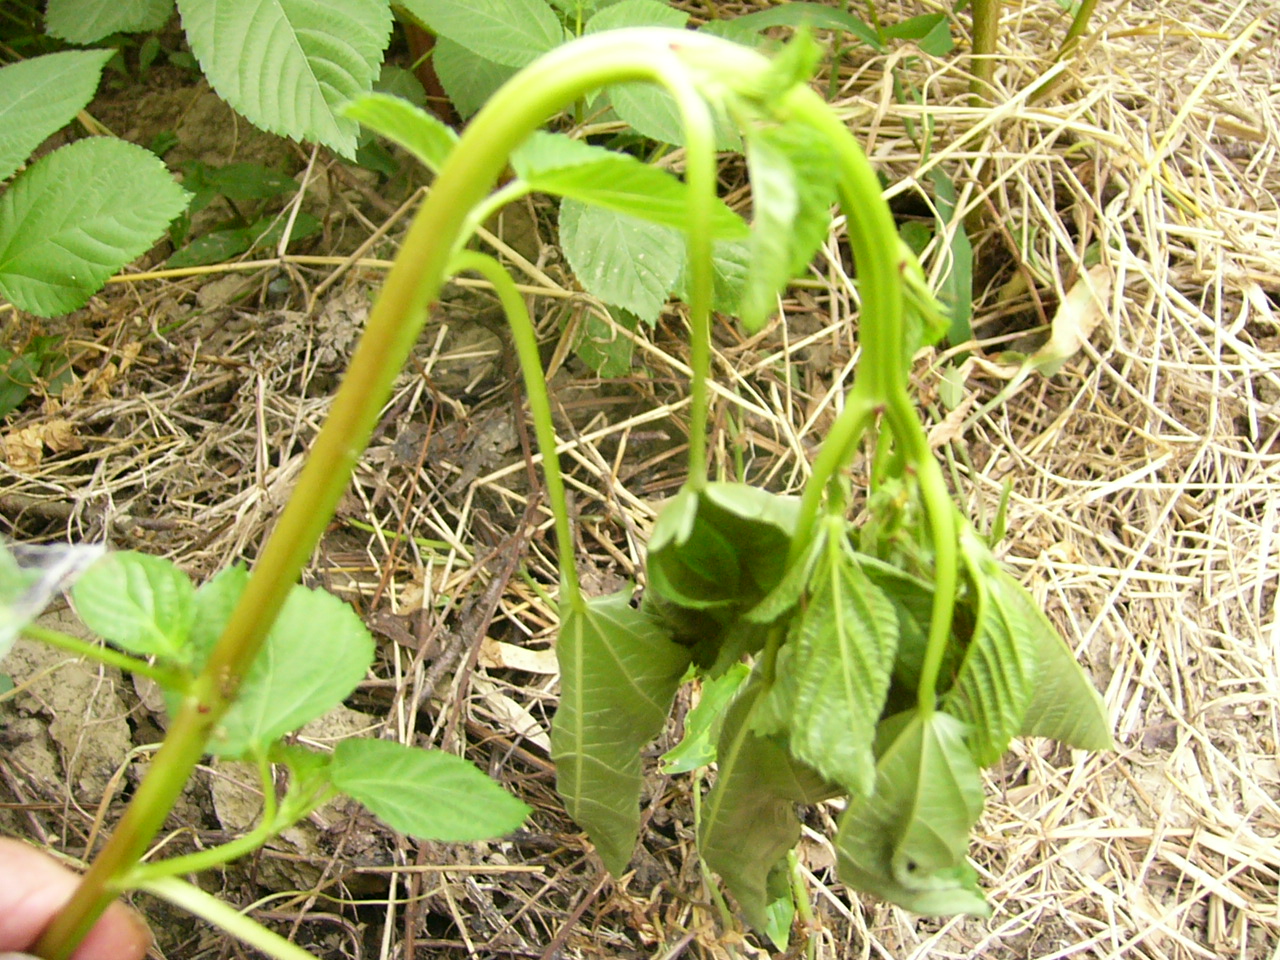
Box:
[0,20,1117,958]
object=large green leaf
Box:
[398,0,564,67]
[46,0,172,44]
[342,93,458,174]
[72,551,196,665]
[942,532,1038,766]
[513,133,748,239]
[0,138,189,317]
[551,591,690,875]
[331,739,530,840]
[201,584,375,757]
[773,524,898,795]
[834,710,990,916]
[700,677,835,931]
[177,0,393,159]
[430,37,518,119]
[0,50,113,183]
[558,198,683,323]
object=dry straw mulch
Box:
[2,1,1278,958]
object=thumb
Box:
[0,840,150,960]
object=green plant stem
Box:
[36,30,755,959]
[133,876,318,960]
[19,625,183,688]
[1058,0,1100,55]
[450,250,581,606]
[969,0,999,105]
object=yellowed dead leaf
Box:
[2,426,45,470]
[1034,264,1113,376]
[470,676,550,752]
[478,637,559,675]
[43,419,82,454]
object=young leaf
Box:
[45,0,173,44]
[774,525,899,795]
[738,121,838,332]
[207,584,375,757]
[331,738,530,840]
[660,662,750,774]
[558,198,683,324]
[514,137,748,239]
[857,555,962,694]
[72,551,197,664]
[431,37,518,119]
[0,138,189,317]
[834,710,990,917]
[699,677,835,931]
[0,50,113,182]
[177,0,393,159]
[341,93,458,174]
[941,532,1037,766]
[551,591,690,875]
[397,0,564,67]
[1,539,105,662]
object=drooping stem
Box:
[36,30,750,959]
[450,251,581,607]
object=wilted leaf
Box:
[1033,264,1112,376]
[551,591,690,875]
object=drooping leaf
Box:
[660,662,750,774]
[773,523,898,795]
[206,584,375,756]
[0,138,190,317]
[341,93,458,174]
[177,0,393,159]
[738,120,838,332]
[513,135,747,238]
[430,37,518,119]
[72,551,196,664]
[551,591,690,875]
[928,167,973,347]
[700,677,835,931]
[558,198,683,323]
[332,738,530,840]
[0,50,113,183]
[398,0,564,67]
[942,531,1038,766]
[45,0,173,44]
[674,237,751,316]
[834,709,990,916]
[1007,575,1113,751]
[857,554,963,694]
[762,860,796,951]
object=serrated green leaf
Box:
[398,0,564,67]
[776,525,898,795]
[660,661,750,774]
[342,92,458,174]
[515,138,747,239]
[674,237,750,315]
[207,584,375,756]
[46,0,173,44]
[834,710,990,916]
[942,532,1038,766]
[332,738,530,840]
[603,82,740,150]
[700,677,835,931]
[551,591,690,875]
[72,551,196,664]
[0,50,114,183]
[177,0,393,159]
[189,564,250,659]
[431,37,517,119]
[0,138,189,317]
[558,198,682,323]
[857,555,961,694]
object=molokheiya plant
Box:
[1,537,529,960]
[21,25,1111,959]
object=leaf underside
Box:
[551,591,690,875]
